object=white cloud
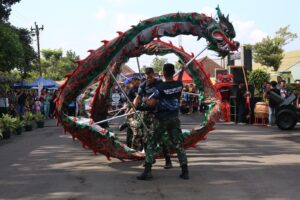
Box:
[104,0,139,6]
[250,29,268,43]
[96,8,107,20]
[192,8,268,45]
[233,18,268,44]
[112,13,146,31]
[199,6,215,17]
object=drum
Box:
[254,102,269,118]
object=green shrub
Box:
[34,112,44,122]
[15,117,25,129]
[23,112,33,125]
[0,114,17,133]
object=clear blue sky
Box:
[9,0,300,71]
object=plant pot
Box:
[36,121,44,128]
[16,127,22,135]
[2,131,11,139]
[25,125,33,131]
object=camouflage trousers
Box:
[127,112,156,151]
[127,115,143,151]
[145,117,187,166]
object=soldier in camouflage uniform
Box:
[124,77,142,151]
[137,63,189,180]
[133,68,173,168]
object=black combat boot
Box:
[162,147,172,169]
[137,163,153,180]
[142,159,156,167]
[179,164,189,180]
[164,156,173,169]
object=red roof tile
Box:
[197,56,222,77]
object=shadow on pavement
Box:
[0,119,300,200]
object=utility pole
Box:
[31,22,44,77]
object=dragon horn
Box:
[216,5,222,19]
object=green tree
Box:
[140,64,148,73]
[253,36,284,71]
[174,60,183,70]
[0,23,36,74]
[63,50,80,72]
[0,71,19,97]
[0,22,24,71]
[275,25,298,46]
[41,48,63,61]
[0,0,20,22]
[253,25,298,71]
[0,1,36,81]
[248,69,270,96]
[150,57,168,73]
[38,49,79,80]
[16,27,36,78]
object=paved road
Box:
[0,118,300,200]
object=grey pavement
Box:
[0,117,300,200]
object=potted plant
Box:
[23,112,33,131]
[15,117,24,135]
[34,112,44,128]
[0,114,17,139]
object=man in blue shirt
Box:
[137,63,189,180]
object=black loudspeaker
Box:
[230,84,239,97]
[230,66,245,84]
[248,84,255,97]
[229,84,255,123]
[227,52,235,66]
[215,69,228,78]
[243,47,252,72]
[230,84,255,97]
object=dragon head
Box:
[206,6,239,57]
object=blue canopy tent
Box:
[28,76,56,88]
[13,82,32,88]
[46,79,60,89]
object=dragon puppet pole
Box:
[119,73,129,80]
[108,107,126,113]
[95,111,141,125]
[173,46,208,77]
[107,69,149,131]
[182,92,201,96]
[111,109,122,118]
[241,66,252,123]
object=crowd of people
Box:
[263,79,292,126]
[180,84,200,114]
[6,89,58,119]
[234,77,298,126]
